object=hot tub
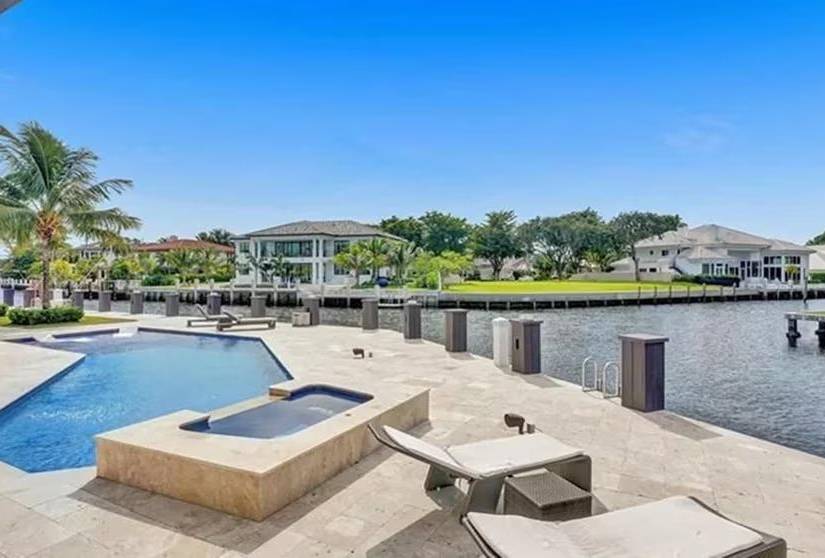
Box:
[180,385,373,438]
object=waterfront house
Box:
[233,220,400,286]
[619,224,814,283]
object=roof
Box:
[679,246,734,260]
[810,245,825,271]
[239,220,402,240]
[134,238,233,254]
[635,224,812,252]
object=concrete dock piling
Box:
[303,295,320,326]
[165,293,180,317]
[510,319,542,374]
[619,334,669,412]
[98,291,112,312]
[362,298,378,331]
[207,292,221,316]
[403,300,421,340]
[250,295,267,318]
[444,309,468,352]
[130,291,144,314]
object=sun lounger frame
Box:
[368,423,591,515]
[215,310,276,331]
[461,496,786,558]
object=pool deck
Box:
[1,312,824,557]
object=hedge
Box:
[810,272,825,284]
[7,306,84,326]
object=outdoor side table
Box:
[503,472,592,521]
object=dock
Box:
[784,311,825,348]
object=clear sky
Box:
[1,1,823,243]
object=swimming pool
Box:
[181,385,373,438]
[0,329,291,472]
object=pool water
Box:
[0,330,291,472]
[181,385,372,439]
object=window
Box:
[284,263,312,283]
[649,250,654,255]
[334,240,350,255]
[702,263,711,275]
[238,242,249,254]
[260,240,313,257]
[661,250,669,256]
[786,255,801,265]
[334,265,349,275]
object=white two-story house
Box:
[232,220,400,286]
[623,224,814,283]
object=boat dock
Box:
[784,311,825,348]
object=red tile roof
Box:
[134,238,234,254]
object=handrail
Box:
[581,357,599,392]
[602,362,621,398]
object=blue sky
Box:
[1,1,823,243]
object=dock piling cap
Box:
[619,333,669,343]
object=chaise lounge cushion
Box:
[382,427,582,479]
[466,496,764,558]
[446,434,582,478]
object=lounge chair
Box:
[216,310,276,331]
[186,305,232,327]
[462,496,786,558]
[368,424,590,514]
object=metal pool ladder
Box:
[581,357,621,399]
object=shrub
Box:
[142,274,176,287]
[810,272,825,284]
[0,303,7,317]
[7,306,84,326]
[672,274,698,284]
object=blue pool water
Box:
[181,385,372,438]
[0,329,291,472]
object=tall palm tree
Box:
[0,122,141,307]
[333,243,372,285]
[362,238,391,280]
[160,249,199,283]
[388,241,419,285]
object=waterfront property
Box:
[0,314,823,556]
[232,220,401,286]
[611,224,815,283]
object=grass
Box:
[0,315,135,328]
[445,280,709,294]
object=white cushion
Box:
[446,433,582,478]
[382,426,472,476]
[467,496,764,558]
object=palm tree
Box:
[333,243,372,285]
[362,238,391,281]
[388,241,419,285]
[0,122,140,307]
[160,249,199,283]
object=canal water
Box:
[98,298,825,458]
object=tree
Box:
[245,253,285,285]
[362,238,391,280]
[471,210,521,280]
[419,211,472,254]
[196,228,234,246]
[519,210,608,279]
[387,241,420,285]
[409,250,473,290]
[333,242,372,285]
[160,249,200,282]
[0,122,140,307]
[379,216,425,245]
[808,230,825,245]
[610,212,684,280]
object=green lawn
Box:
[445,280,704,294]
[0,315,135,328]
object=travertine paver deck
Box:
[0,313,824,557]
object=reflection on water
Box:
[98,298,825,457]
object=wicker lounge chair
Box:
[462,496,786,558]
[186,304,233,327]
[215,310,276,331]
[368,424,591,514]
